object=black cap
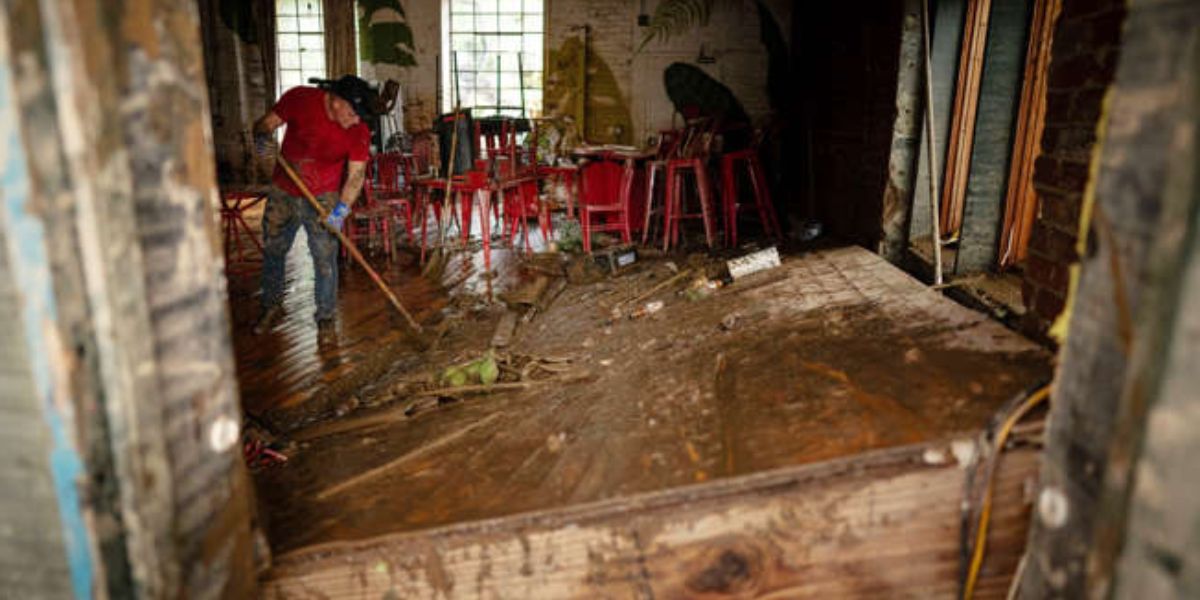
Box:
[327,75,379,119]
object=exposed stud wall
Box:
[2,0,257,596]
[955,0,1033,272]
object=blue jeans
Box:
[259,187,340,321]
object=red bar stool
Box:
[720,147,781,246]
[415,170,493,263]
[641,130,682,246]
[662,156,717,251]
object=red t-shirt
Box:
[271,87,370,196]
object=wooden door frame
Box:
[998,0,1062,268]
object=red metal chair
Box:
[580,153,637,254]
[346,183,395,262]
[500,174,549,253]
[365,151,415,243]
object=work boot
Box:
[316,317,337,345]
[252,304,284,335]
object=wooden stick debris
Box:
[292,367,591,442]
[921,0,945,286]
[617,268,694,310]
[316,413,502,500]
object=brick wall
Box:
[1022,0,1126,337]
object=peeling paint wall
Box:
[360,0,441,132]
[544,0,792,144]
[377,0,792,143]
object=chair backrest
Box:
[369,152,405,194]
[654,129,683,160]
[678,118,716,159]
[409,132,435,176]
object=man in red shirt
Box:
[251,76,376,337]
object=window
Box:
[446,0,543,117]
[277,0,326,95]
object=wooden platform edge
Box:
[261,438,1040,599]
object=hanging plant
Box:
[359,0,417,66]
[638,0,725,51]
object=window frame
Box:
[442,0,544,117]
[276,0,328,98]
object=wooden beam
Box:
[262,441,1039,598]
[940,0,993,238]
[998,0,1062,268]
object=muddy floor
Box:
[220,207,1052,556]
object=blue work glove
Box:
[325,201,350,231]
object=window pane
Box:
[522,70,541,89]
[476,72,496,92]
[523,0,542,14]
[280,70,303,90]
[452,14,473,31]
[297,0,321,16]
[278,16,299,32]
[525,89,542,110]
[279,50,301,69]
[301,50,325,71]
[498,35,521,54]
[277,0,298,16]
[278,33,299,50]
[497,13,521,31]
[501,88,523,107]
[476,89,497,108]
[300,33,324,51]
[451,0,474,12]
[298,16,321,32]
[498,0,522,11]
[475,13,497,31]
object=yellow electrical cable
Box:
[963,384,1052,599]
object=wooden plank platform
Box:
[262,440,1039,598]
[246,246,1051,561]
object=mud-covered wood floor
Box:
[223,219,1051,555]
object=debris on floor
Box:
[238,246,1052,554]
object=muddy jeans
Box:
[259,187,340,321]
